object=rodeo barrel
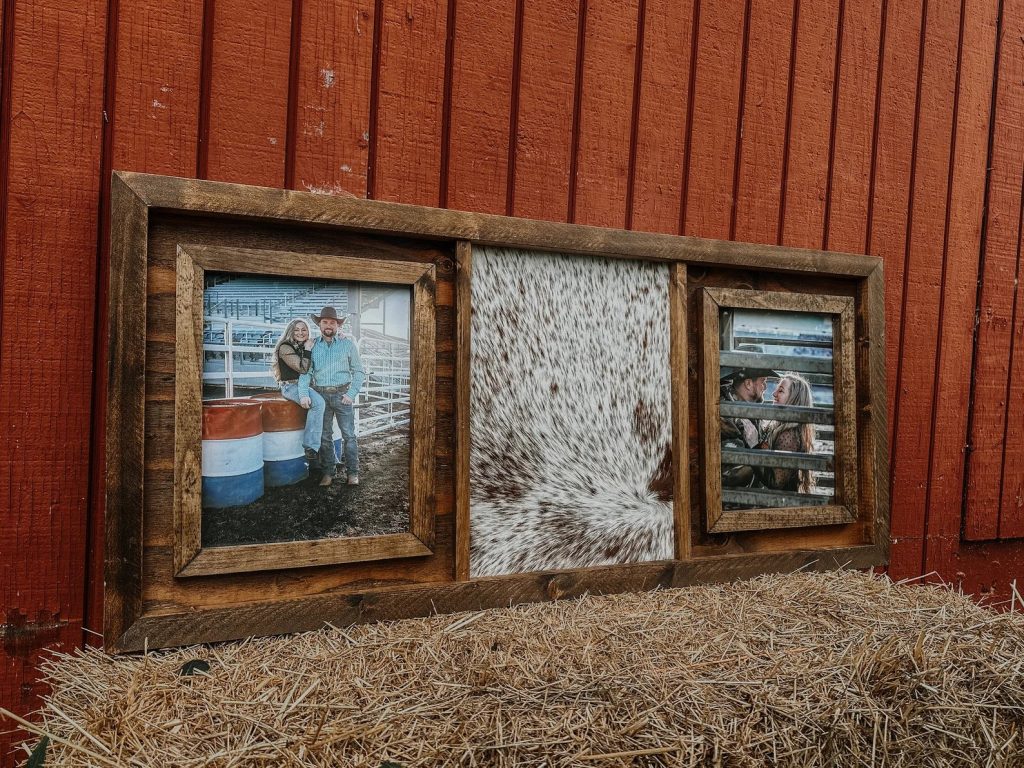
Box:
[201,400,265,508]
[253,393,310,486]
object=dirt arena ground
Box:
[202,428,409,547]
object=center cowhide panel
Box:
[469,247,675,577]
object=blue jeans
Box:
[317,388,358,476]
[279,382,326,452]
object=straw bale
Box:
[6,570,1024,766]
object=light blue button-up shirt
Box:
[298,336,365,400]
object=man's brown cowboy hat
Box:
[312,306,345,324]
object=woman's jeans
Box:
[279,382,326,452]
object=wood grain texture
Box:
[119,172,881,277]
[670,264,690,559]
[0,0,109,727]
[455,241,472,580]
[732,0,795,245]
[116,544,885,651]
[923,0,997,562]
[290,0,375,196]
[889,0,961,577]
[445,0,516,214]
[173,247,205,573]
[85,0,207,643]
[509,0,580,221]
[867,0,924,577]
[965,0,1024,542]
[987,1,1024,540]
[779,0,840,249]
[825,0,883,253]
[372,0,449,205]
[571,0,640,228]
[103,177,150,666]
[629,0,694,234]
[868,0,923,457]
[202,0,292,185]
[683,0,746,239]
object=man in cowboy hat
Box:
[298,306,365,486]
[719,366,777,490]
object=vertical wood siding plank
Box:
[965,0,1024,541]
[571,0,641,228]
[291,0,376,197]
[889,0,962,576]
[445,0,516,214]
[85,0,205,638]
[868,0,924,576]
[925,0,998,571]
[683,0,747,239]
[826,0,883,253]
[373,0,449,206]
[779,1,840,249]
[732,1,795,245]
[629,0,694,235]
[0,0,108,732]
[510,0,580,222]
[203,0,293,186]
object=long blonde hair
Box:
[767,373,816,492]
[270,319,311,382]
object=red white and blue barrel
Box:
[201,400,265,508]
[254,394,309,486]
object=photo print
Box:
[718,307,836,511]
[200,272,412,547]
[469,247,675,577]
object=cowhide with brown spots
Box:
[469,247,674,577]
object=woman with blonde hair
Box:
[758,373,816,493]
[272,318,325,459]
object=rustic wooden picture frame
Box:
[173,244,436,577]
[701,288,858,534]
[105,171,888,654]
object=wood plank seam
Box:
[195,0,217,179]
[677,0,701,235]
[438,0,458,209]
[624,0,648,231]
[728,0,754,242]
[775,0,802,245]
[821,0,847,250]
[83,0,123,639]
[863,0,891,253]
[365,0,384,199]
[504,0,526,217]
[567,0,589,224]
[887,0,930,522]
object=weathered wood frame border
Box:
[173,244,436,577]
[105,171,889,653]
[701,287,859,533]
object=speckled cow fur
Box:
[469,247,675,577]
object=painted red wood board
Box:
[1,0,1024,761]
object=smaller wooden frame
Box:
[173,244,436,576]
[701,287,858,533]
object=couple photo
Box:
[274,306,362,488]
[198,273,412,548]
[719,367,822,498]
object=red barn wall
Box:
[2,0,1022,756]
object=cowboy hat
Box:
[311,306,345,324]
[719,366,780,384]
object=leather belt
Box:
[313,384,350,394]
